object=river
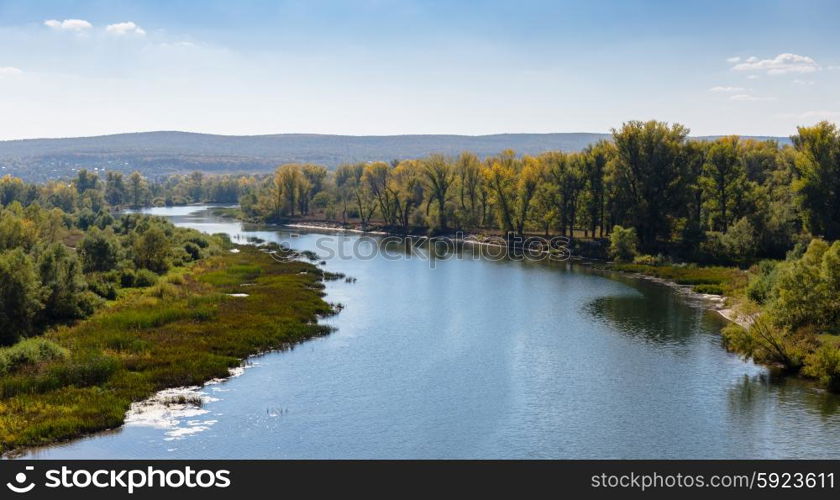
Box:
[21,206,840,459]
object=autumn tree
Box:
[420,154,455,232]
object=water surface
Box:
[22,206,840,458]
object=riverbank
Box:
[601,262,754,329]
[0,245,334,455]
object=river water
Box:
[22,206,840,459]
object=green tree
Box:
[36,243,91,324]
[611,120,689,251]
[0,249,43,345]
[134,226,171,273]
[74,169,100,194]
[700,136,750,231]
[791,121,840,240]
[128,171,148,208]
[79,227,119,272]
[105,171,128,206]
[608,225,639,262]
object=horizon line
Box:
[0,128,799,143]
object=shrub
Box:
[609,225,638,263]
[721,217,758,264]
[133,269,158,288]
[134,227,170,273]
[803,345,840,392]
[0,338,69,375]
[183,242,201,261]
[87,275,118,300]
[633,254,667,266]
[722,317,810,371]
[119,268,137,288]
[78,227,119,273]
[746,260,779,305]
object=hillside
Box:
[0,131,791,181]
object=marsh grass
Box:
[610,263,745,295]
[0,245,332,454]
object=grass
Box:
[0,245,333,454]
[610,262,746,296]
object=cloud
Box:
[726,56,741,63]
[783,110,840,120]
[105,22,146,36]
[0,66,23,77]
[730,94,774,102]
[731,53,820,75]
[793,79,815,85]
[746,75,759,80]
[44,19,92,31]
[709,86,745,93]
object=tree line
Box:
[236,120,838,267]
[5,120,837,267]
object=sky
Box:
[0,0,838,139]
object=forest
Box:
[1,119,839,391]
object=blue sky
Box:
[0,0,838,139]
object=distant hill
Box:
[0,131,792,182]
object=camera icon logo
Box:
[6,466,36,494]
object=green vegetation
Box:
[722,239,840,389]
[0,116,839,445]
[0,246,332,453]
[0,171,333,452]
[610,262,745,295]
[0,193,227,345]
[608,226,639,263]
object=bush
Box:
[87,275,117,300]
[118,268,137,288]
[133,269,158,288]
[746,260,779,305]
[169,246,192,267]
[633,254,668,266]
[183,242,201,261]
[721,217,758,264]
[803,345,840,392]
[0,338,69,375]
[134,227,170,273]
[78,227,119,273]
[609,225,638,263]
[769,239,839,332]
[722,317,811,371]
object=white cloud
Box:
[709,86,745,93]
[793,79,815,85]
[726,56,741,63]
[731,53,820,75]
[746,75,759,80]
[44,19,92,31]
[785,110,840,120]
[730,94,774,102]
[0,66,23,77]
[105,22,146,36]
